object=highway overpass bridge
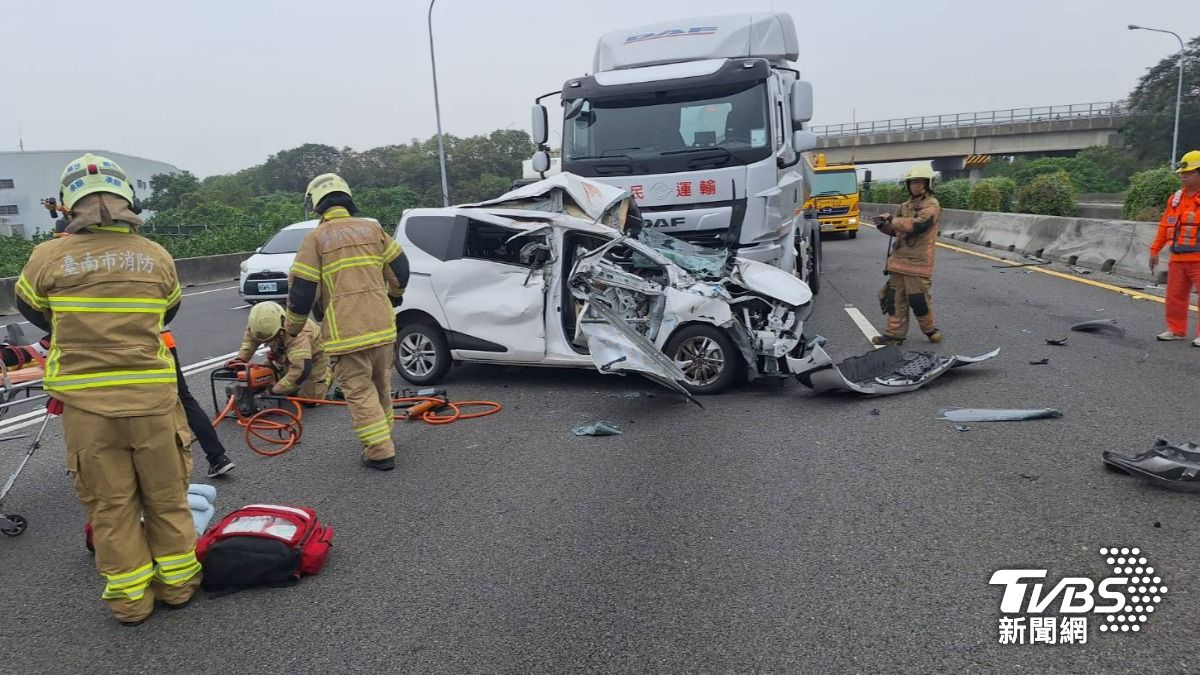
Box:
[811,101,1134,177]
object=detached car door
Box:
[428,215,548,362]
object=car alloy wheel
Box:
[675,335,725,387]
[399,332,438,378]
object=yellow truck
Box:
[804,154,860,238]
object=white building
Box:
[0,150,180,238]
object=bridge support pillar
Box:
[932,157,968,181]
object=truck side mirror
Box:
[531,105,549,146]
[792,130,817,153]
[791,80,813,124]
[531,150,551,174]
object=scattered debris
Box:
[609,391,656,400]
[1070,266,1093,276]
[1120,285,1146,291]
[992,260,1049,269]
[937,407,1062,422]
[1045,337,1068,346]
[791,342,1000,396]
[572,421,623,437]
[1070,319,1124,336]
[1103,438,1200,493]
[1019,474,1039,481]
[954,425,971,432]
[1154,521,1162,528]
[1024,255,1051,264]
[868,409,880,416]
[1137,352,1150,364]
[1029,358,1050,365]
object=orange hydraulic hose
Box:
[212,392,502,457]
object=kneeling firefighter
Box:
[285,174,409,471]
[231,302,331,399]
[15,154,200,625]
[874,164,942,345]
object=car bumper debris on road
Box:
[1103,437,1200,492]
[788,339,1000,396]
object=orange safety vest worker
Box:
[15,154,201,625]
[1151,152,1200,341]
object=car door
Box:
[429,216,548,362]
[567,237,698,404]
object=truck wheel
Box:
[395,322,451,385]
[848,229,858,239]
[665,325,739,395]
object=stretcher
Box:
[0,324,51,538]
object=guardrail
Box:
[811,101,1130,138]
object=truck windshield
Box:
[563,81,771,177]
[811,170,858,197]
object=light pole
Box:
[1128,24,1186,165]
[428,0,450,206]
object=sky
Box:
[2,0,1196,178]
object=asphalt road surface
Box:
[2,227,1199,674]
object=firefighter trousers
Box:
[64,403,201,623]
[332,343,396,461]
[883,272,937,339]
[1164,260,1200,336]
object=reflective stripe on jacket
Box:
[1151,189,1200,261]
[15,229,181,416]
[286,213,404,355]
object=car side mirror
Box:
[791,80,813,124]
[792,130,818,153]
[255,247,262,253]
[531,105,549,145]
[531,150,551,174]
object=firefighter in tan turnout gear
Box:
[232,302,331,399]
[873,164,943,345]
[15,154,201,625]
[285,173,409,470]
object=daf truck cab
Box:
[529,13,821,285]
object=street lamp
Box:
[428,0,450,207]
[1128,24,1186,165]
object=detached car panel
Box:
[788,341,1000,396]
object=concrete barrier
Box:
[860,203,1164,282]
[1,252,250,317]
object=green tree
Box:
[967,180,1003,212]
[1124,35,1200,163]
[1123,167,1181,221]
[935,179,971,209]
[142,170,200,211]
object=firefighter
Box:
[285,174,409,470]
[873,164,942,345]
[230,301,331,399]
[15,154,200,625]
[1151,150,1200,345]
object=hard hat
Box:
[304,173,352,213]
[1176,150,1200,174]
[247,302,286,342]
[900,163,936,186]
[58,153,136,210]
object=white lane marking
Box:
[183,285,238,297]
[844,305,884,349]
[0,351,241,434]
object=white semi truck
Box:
[530,12,821,286]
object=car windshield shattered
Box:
[633,229,726,279]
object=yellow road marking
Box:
[863,223,1199,312]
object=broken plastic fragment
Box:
[936,407,1062,422]
[572,421,623,437]
[1103,438,1200,493]
[1045,337,1068,346]
[1070,319,1124,336]
[954,425,971,432]
[1029,358,1049,365]
[789,340,999,396]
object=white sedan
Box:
[390,174,814,396]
